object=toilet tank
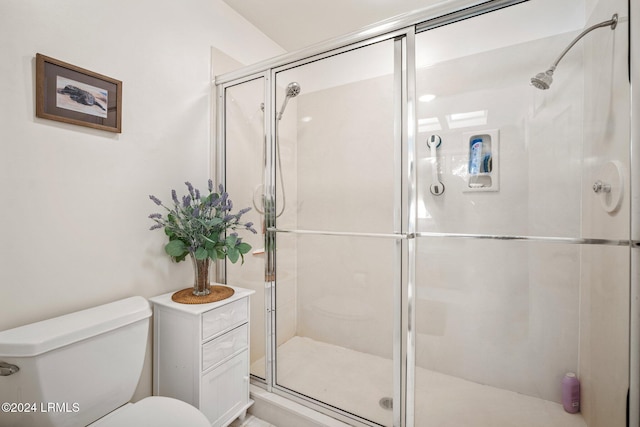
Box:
[0,296,152,427]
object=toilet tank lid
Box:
[0,296,152,357]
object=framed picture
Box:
[36,53,122,133]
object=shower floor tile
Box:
[252,336,586,427]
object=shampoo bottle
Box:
[561,372,580,413]
[469,138,483,175]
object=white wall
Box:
[0,0,284,400]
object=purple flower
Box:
[209,196,221,207]
[223,214,236,222]
[182,195,191,208]
[185,181,194,197]
[208,179,214,192]
[238,207,251,215]
[171,190,179,204]
[149,224,163,230]
[220,199,233,212]
[192,206,200,217]
[195,189,201,200]
[219,184,225,193]
[149,195,162,206]
[149,213,163,219]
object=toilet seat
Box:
[89,396,210,427]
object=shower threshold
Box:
[251,336,586,427]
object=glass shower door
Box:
[413,0,630,426]
[223,75,269,381]
[271,37,400,426]
[219,1,631,425]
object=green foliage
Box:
[149,181,256,264]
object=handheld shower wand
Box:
[531,13,618,90]
[277,82,301,120]
[253,82,302,219]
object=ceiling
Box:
[222,0,450,52]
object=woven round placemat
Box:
[171,285,235,304]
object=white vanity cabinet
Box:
[150,286,255,427]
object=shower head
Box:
[278,82,301,120]
[530,13,617,90]
[285,82,301,98]
[530,69,554,90]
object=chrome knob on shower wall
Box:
[592,181,611,194]
[593,161,624,214]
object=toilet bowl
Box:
[90,396,210,426]
[0,296,210,427]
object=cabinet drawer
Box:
[202,324,248,371]
[202,298,248,340]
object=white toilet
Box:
[0,296,211,427]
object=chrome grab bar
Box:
[427,135,445,196]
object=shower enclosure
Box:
[216,0,637,426]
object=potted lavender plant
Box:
[148,180,256,298]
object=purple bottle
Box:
[562,372,580,413]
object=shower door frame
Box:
[215,69,275,391]
[214,1,640,426]
[630,1,640,426]
[217,28,417,427]
[272,27,415,426]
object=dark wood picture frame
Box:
[36,53,122,133]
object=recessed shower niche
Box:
[463,129,499,192]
